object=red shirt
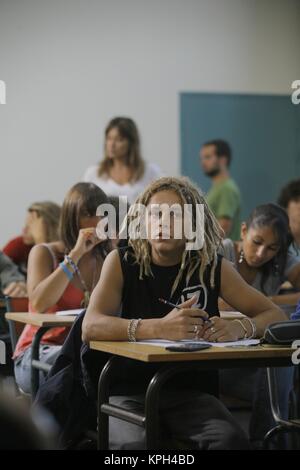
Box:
[13,283,84,358]
[3,236,33,266]
[13,243,84,358]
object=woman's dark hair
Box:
[98,117,145,182]
[59,182,112,259]
[278,179,300,209]
[245,203,293,293]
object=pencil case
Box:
[261,320,300,345]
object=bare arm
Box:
[82,250,159,342]
[82,250,209,343]
[27,245,72,312]
[203,259,286,342]
[28,228,105,312]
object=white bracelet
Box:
[233,319,248,339]
[242,317,257,339]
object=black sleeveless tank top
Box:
[115,247,223,396]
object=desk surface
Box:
[4,311,241,329]
[89,340,294,363]
[5,312,76,327]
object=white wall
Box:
[0,0,299,245]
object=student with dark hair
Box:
[83,117,162,204]
[219,203,298,446]
[83,176,284,450]
[278,178,300,253]
[13,183,112,394]
[220,203,300,307]
[200,139,241,240]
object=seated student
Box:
[220,203,300,309]
[3,201,61,275]
[0,251,27,297]
[13,183,112,394]
[278,179,300,254]
[219,203,297,445]
[82,176,285,450]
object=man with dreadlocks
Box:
[83,176,285,450]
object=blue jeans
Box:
[14,344,61,394]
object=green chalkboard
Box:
[180,92,300,218]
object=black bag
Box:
[262,320,300,345]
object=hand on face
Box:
[73,227,106,259]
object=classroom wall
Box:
[0,0,299,245]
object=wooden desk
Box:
[90,340,293,364]
[5,312,76,327]
[90,340,294,449]
[5,312,76,397]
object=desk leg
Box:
[97,357,119,450]
[145,364,202,450]
[263,367,298,449]
[31,326,50,399]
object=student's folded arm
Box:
[220,258,287,337]
[27,245,70,312]
[82,250,160,342]
[269,292,300,306]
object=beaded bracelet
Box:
[127,318,142,342]
[65,255,78,274]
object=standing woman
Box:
[83,117,162,204]
[13,183,111,394]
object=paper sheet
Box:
[55,309,83,316]
[137,338,260,348]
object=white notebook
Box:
[55,309,83,316]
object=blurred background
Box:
[0,0,299,244]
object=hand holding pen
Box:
[158,295,212,341]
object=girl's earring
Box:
[238,249,244,264]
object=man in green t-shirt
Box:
[200,139,241,241]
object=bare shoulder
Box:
[102,249,122,277]
[29,241,64,265]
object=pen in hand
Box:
[158,298,212,325]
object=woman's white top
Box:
[82,162,163,204]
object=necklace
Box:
[72,257,97,308]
